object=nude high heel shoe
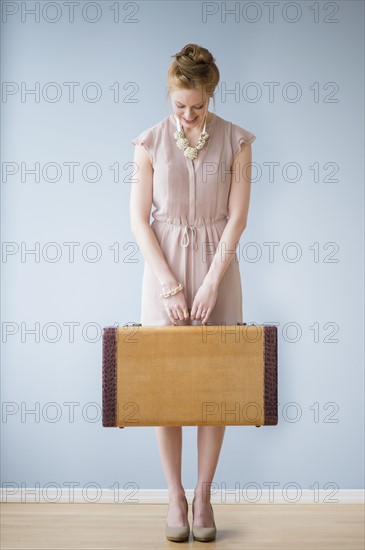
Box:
[165,495,190,542]
[192,496,217,542]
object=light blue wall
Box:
[1,0,364,495]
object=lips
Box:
[183,117,197,123]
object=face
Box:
[170,87,210,130]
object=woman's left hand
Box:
[190,280,218,324]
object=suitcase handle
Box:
[204,322,247,326]
[185,308,247,325]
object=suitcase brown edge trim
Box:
[264,326,278,425]
[102,327,117,427]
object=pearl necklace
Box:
[173,114,210,160]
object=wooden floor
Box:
[1,503,364,549]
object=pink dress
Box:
[131,112,256,326]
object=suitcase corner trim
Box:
[264,325,278,425]
[102,327,117,427]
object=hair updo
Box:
[166,43,220,111]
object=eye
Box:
[175,103,204,109]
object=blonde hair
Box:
[165,43,220,112]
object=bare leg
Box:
[193,426,226,526]
[154,426,188,527]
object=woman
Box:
[130,43,256,542]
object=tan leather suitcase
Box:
[102,323,278,428]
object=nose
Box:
[184,112,196,120]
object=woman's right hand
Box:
[161,282,190,325]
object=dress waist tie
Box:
[153,217,228,307]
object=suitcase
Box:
[102,322,278,428]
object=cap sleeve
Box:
[231,123,256,159]
[131,127,154,165]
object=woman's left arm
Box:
[190,143,253,322]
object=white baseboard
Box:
[1,488,364,504]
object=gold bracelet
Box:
[160,282,183,299]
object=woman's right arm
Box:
[130,144,189,323]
